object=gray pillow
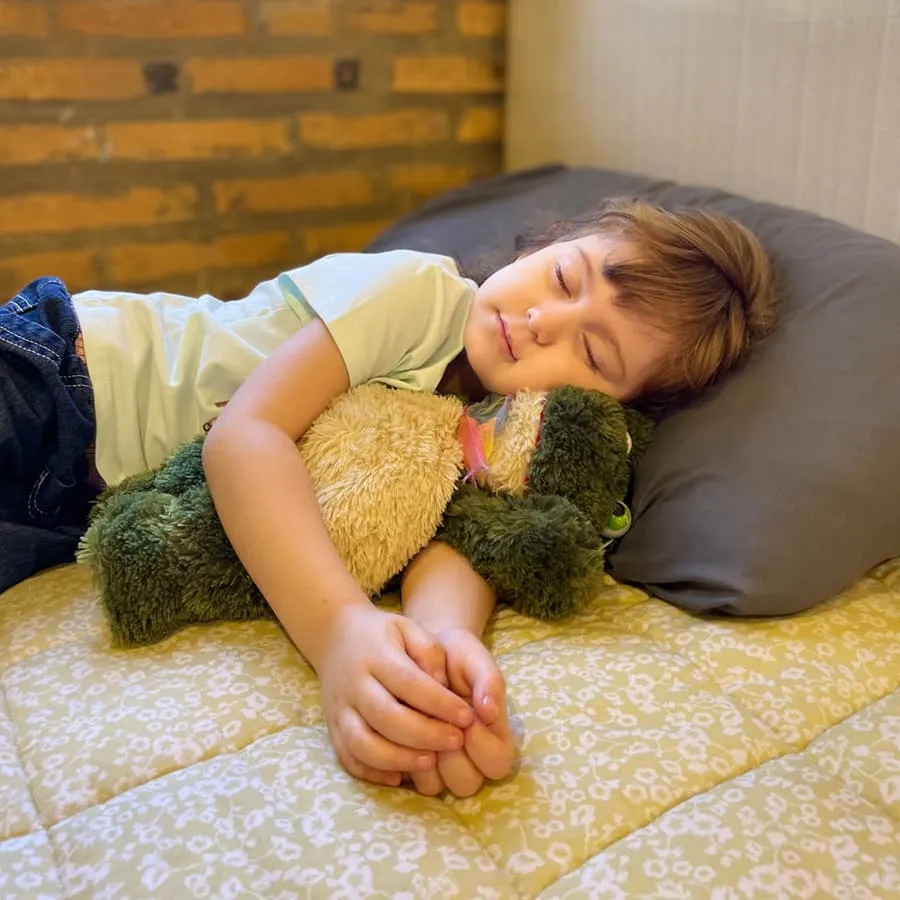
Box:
[367,166,900,615]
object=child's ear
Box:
[623,407,655,464]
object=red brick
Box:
[0,60,145,101]
[105,119,292,161]
[392,163,473,196]
[0,125,100,165]
[0,2,49,36]
[107,231,292,283]
[299,110,450,149]
[0,186,198,236]
[214,171,374,214]
[457,2,506,37]
[59,0,246,37]
[187,57,332,94]
[456,106,503,143]
[393,56,503,93]
[260,0,332,35]
[345,1,437,34]
[0,249,100,295]
[303,219,394,256]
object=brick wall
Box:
[0,0,506,298]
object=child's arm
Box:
[401,541,516,797]
[203,320,473,786]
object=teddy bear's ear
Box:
[527,386,632,534]
[623,407,655,466]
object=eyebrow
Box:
[577,245,627,381]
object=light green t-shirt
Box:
[76,250,476,485]
[279,249,475,393]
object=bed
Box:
[4,137,900,895]
[10,116,900,896]
[7,0,900,891]
[2,557,899,897]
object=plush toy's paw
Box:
[85,435,206,526]
[85,469,155,526]
[80,475,269,647]
[437,484,607,620]
[149,435,206,495]
[80,488,193,646]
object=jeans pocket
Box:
[28,466,73,522]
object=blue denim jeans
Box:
[1,277,99,593]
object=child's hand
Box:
[409,627,515,798]
[316,605,474,787]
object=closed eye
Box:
[583,335,602,374]
[554,262,570,296]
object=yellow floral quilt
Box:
[1,561,899,898]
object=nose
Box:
[527,304,570,346]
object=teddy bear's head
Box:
[458,385,652,541]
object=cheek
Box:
[480,265,525,307]
[534,346,581,387]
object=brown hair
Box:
[513,198,777,412]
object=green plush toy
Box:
[78,384,652,647]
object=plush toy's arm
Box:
[78,434,272,647]
[435,483,607,621]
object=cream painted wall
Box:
[505,0,900,244]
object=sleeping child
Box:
[0,199,775,796]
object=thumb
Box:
[448,641,506,726]
[397,618,449,687]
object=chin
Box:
[472,371,498,395]
[478,372,508,395]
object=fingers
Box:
[340,754,402,788]
[464,719,515,781]
[356,680,465,753]
[437,749,484,799]
[401,623,449,687]
[411,725,515,797]
[381,645,474,729]
[473,678,506,727]
[330,727,402,788]
[410,766,445,797]
[333,706,439,774]
[446,640,507,727]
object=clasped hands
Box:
[316,604,515,798]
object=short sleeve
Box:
[277,250,475,392]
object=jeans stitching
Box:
[28,468,55,519]
[0,322,63,366]
[7,294,33,312]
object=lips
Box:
[497,313,517,361]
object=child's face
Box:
[464,236,672,400]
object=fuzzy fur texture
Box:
[530,386,636,532]
[80,385,464,646]
[298,385,464,595]
[80,383,648,646]
[475,390,545,495]
[438,386,647,620]
[78,438,271,646]
[438,484,607,620]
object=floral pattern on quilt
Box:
[1,560,899,898]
